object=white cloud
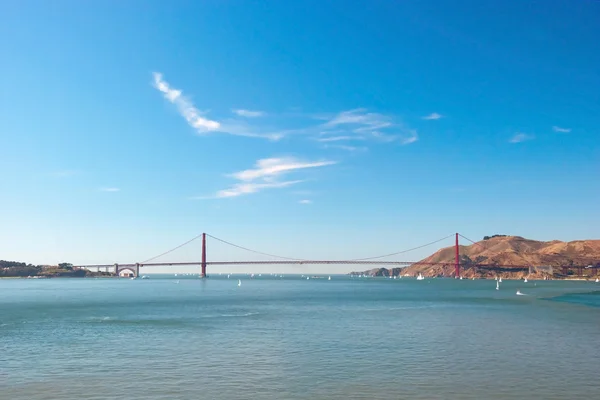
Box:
[230,157,336,181]
[509,133,534,143]
[422,112,443,120]
[216,180,302,198]
[298,199,312,204]
[319,108,418,145]
[232,109,265,118]
[323,144,368,152]
[209,157,336,198]
[316,136,357,142]
[153,72,220,132]
[552,126,571,133]
[152,74,418,145]
[99,187,120,192]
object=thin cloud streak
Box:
[232,109,265,118]
[99,187,120,192]
[422,112,443,120]
[216,180,302,198]
[153,72,278,139]
[319,108,418,145]
[316,136,357,142]
[230,158,336,181]
[298,199,312,204]
[323,144,368,152]
[552,126,571,133]
[153,72,220,132]
[207,157,336,199]
[509,133,534,143]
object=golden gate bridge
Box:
[74,233,600,278]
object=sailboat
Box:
[237,279,241,287]
[496,280,499,290]
[595,278,599,283]
[524,277,528,283]
[499,277,503,283]
[416,273,424,281]
[328,276,331,280]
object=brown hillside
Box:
[383,236,600,279]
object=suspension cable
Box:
[141,232,461,264]
[141,233,205,264]
[205,234,308,261]
[347,234,455,261]
[458,234,489,251]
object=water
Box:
[1,276,599,400]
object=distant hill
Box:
[351,236,600,279]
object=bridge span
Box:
[74,233,599,278]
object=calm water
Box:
[1,275,599,400]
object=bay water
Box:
[1,275,599,399]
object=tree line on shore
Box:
[0,260,111,278]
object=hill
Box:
[351,236,600,279]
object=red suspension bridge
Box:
[75,233,600,278]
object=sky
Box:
[1,0,599,274]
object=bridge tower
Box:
[454,233,460,278]
[201,233,207,278]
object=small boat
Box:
[328,276,331,280]
[141,275,149,280]
[595,278,599,283]
[416,273,424,281]
[496,281,499,290]
[237,279,241,287]
[499,277,503,283]
[524,278,528,283]
[516,290,525,296]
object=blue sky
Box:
[1,1,598,273]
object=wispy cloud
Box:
[298,199,312,204]
[216,180,301,198]
[316,136,357,142]
[232,109,265,118]
[153,74,419,145]
[322,144,368,152]
[99,187,120,192]
[318,108,418,145]
[153,72,220,132]
[230,157,335,182]
[422,112,443,120]
[552,126,571,133]
[509,133,534,143]
[209,157,336,198]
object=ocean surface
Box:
[1,275,599,400]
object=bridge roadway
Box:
[75,260,530,270]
